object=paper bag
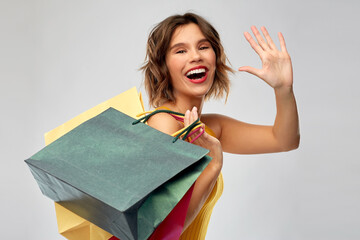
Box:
[25,90,211,240]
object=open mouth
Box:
[186,68,206,80]
[185,67,208,83]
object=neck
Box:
[162,94,204,117]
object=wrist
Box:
[274,85,294,96]
[208,156,223,172]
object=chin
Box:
[188,86,212,99]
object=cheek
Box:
[209,52,216,85]
[210,51,216,66]
[166,58,180,76]
[166,60,180,88]
[209,53,216,75]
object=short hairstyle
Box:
[141,12,233,108]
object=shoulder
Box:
[147,112,183,136]
[201,113,248,140]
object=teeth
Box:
[186,68,206,76]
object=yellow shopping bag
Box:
[45,87,145,240]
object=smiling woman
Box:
[140,12,300,239]
[166,23,216,99]
[141,13,232,108]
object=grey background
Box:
[1,0,359,239]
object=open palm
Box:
[239,26,293,89]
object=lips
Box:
[185,66,208,84]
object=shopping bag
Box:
[47,87,145,240]
[110,183,195,240]
[25,105,211,240]
[148,184,195,240]
[54,203,113,240]
[44,88,199,240]
[44,87,145,146]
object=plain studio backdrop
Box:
[1,0,359,239]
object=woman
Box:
[141,13,300,239]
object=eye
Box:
[176,49,186,54]
[199,46,210,50]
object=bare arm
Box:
[203,26,299,154]
[204,91,299,154]
[272,86,300,151]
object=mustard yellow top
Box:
[179,125,224,240]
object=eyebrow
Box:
[168,38,210,51]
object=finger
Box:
[189,124,205,143]
[261,26,277,50]
[244,31,263,56]
[193,127,219,147]
[191,106,198,123]
[278,32,288,52]
[184,110,190,127]
[238,66,263,78]
[251,26,270,51]
[190,124,206,144]
[189,107,194,124]
[200,125,207,140]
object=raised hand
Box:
[239,26,293,90]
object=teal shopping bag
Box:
[25,107,211,240]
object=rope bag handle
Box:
[132,109,204,143]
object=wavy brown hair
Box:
[141,12,233,108]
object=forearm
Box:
[272,86,300,150]
[182,160,222,232]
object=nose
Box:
[190,49,202,63]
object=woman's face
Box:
[165,23,216,100]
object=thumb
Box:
[238,66,262,78]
